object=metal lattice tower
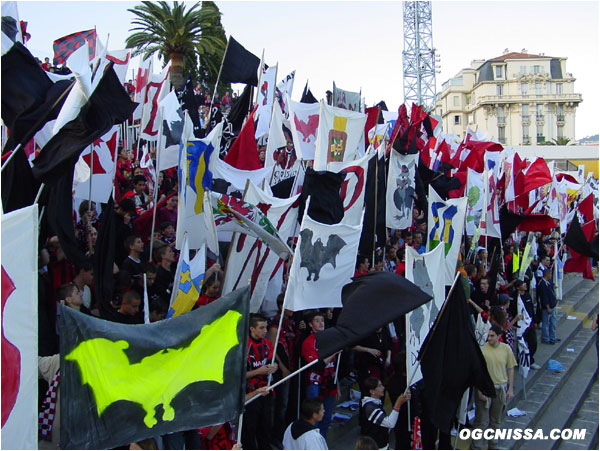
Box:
[402,1,437,110]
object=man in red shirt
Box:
[301,311,339,439]
[243,314,278,449]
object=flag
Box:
[133,56,152,120]
[73,125,119,203]
[338,151,372,226]
[209,191,292,259]
[93,197,117,320]
[332,82,361,112]
[386,151,418,229]
[577,193,595,224]
[314,271,432,360]
[516,157,552,196]
[364,106,380,146]
[167,236,206,318]
[518,232,538,280]
[57,287,250,450]
[1,205,38,449]
[564,216,597,280]
[274,70,295,117]
[224,108,262,170]
[1,1,24,55]
[516,295,532,379]
[482,151,501,238]
[359,143,387,256]
[222,182,300,312]
[180,77,202,137]
[1,146,41,214]
[177,122,222,250]
[52,28,96,66]
[1,42,73,152]
[284,201,363,311]
[405,243,445,384]
[264,94,292,179]
[289,98,320,160]
[139,62,171,141]
[313,101,367,171]
[157,90,184,170]
[254,63,278,139]
[419,283,495,434]
[105,49,131,84]
[298,167,345,225]
[465,168,484,235]
[32,66,137,184]
[427,186,468,285]
[300,81,318,104]
[220,36,260,86]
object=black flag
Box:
[315,272,432,359]
[300,81,318,104]
[419,282,495,434]
[220,36,260,86]
[58,287,250,450]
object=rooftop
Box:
[488,51,554,61]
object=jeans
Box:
[541,308,556,342]
[305,384,335,438]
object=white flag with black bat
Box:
[516,295,532,379]
[284,198,363,311]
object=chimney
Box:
[503,48,510,55]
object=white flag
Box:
[465,167,484,235]
[274,70,295,117]
[405,243,445,384]
[1,205,38,449]
[516,295,532,379]
[254,63,278,139]
[222,182,300,312]
[140,62,171,141]
[313,101,367,171]
[288,97,320,160]
[337,151,372,226]
[427,186,468,285]
[284,200,363,311]
[386,152,418,230]
[105,49,131,84]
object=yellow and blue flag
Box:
[167,234,206,318]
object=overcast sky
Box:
[16,0,599,139]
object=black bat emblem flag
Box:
[299,228,346,281]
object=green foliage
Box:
[196,1,230,96]
[125,1,226,89]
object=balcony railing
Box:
[521,115,530,122]
[497,117,506,125]
[557,115,565,122]
[536,115,544,121]
[477,93,583,104]
[537,136,545,143]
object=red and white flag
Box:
[105,49,131,84]
[73,125,120,203]
[139,61,171,141]
[254,63,278,139]
[288,97,320,160]
[133,56,153,120]
[1,205,38,449]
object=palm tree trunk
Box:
[169,52,185,90]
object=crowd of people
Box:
[27,62,597,451]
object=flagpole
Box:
[333,350,342,384]
[87,143,95,254]
[143,273,150,324]
[148,110,164,264]
[34,183,45,204]
[246,359,320,406]
[208,36,231,127]
[236,412,244,445]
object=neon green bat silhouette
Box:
[66,310,241,428]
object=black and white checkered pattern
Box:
[38,371,60,441]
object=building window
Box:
[557,104,564,122]
[535,83,542,95]
[556,83,562,94]
[498,126,506,144]
[453,95,459,107]
[520,65,527,74]
[522,125,530,142]
[521,104,530,122]
[557,125,564,139]
[521,83,528,95]
[537,124,544,143]
[536,104,543,121]
[495,66,503,78]
[466,95,471,105]
[497,106,505,124]
[496,84,503,96]
[454,115,461,125]
[533,65,541,74]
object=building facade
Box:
[435,50,582,146]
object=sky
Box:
[15,0,600,139]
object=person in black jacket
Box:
[360,377,410,449]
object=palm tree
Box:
[126,1,225,90]
[551,137,572,146]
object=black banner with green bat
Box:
[58,287,250,449]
